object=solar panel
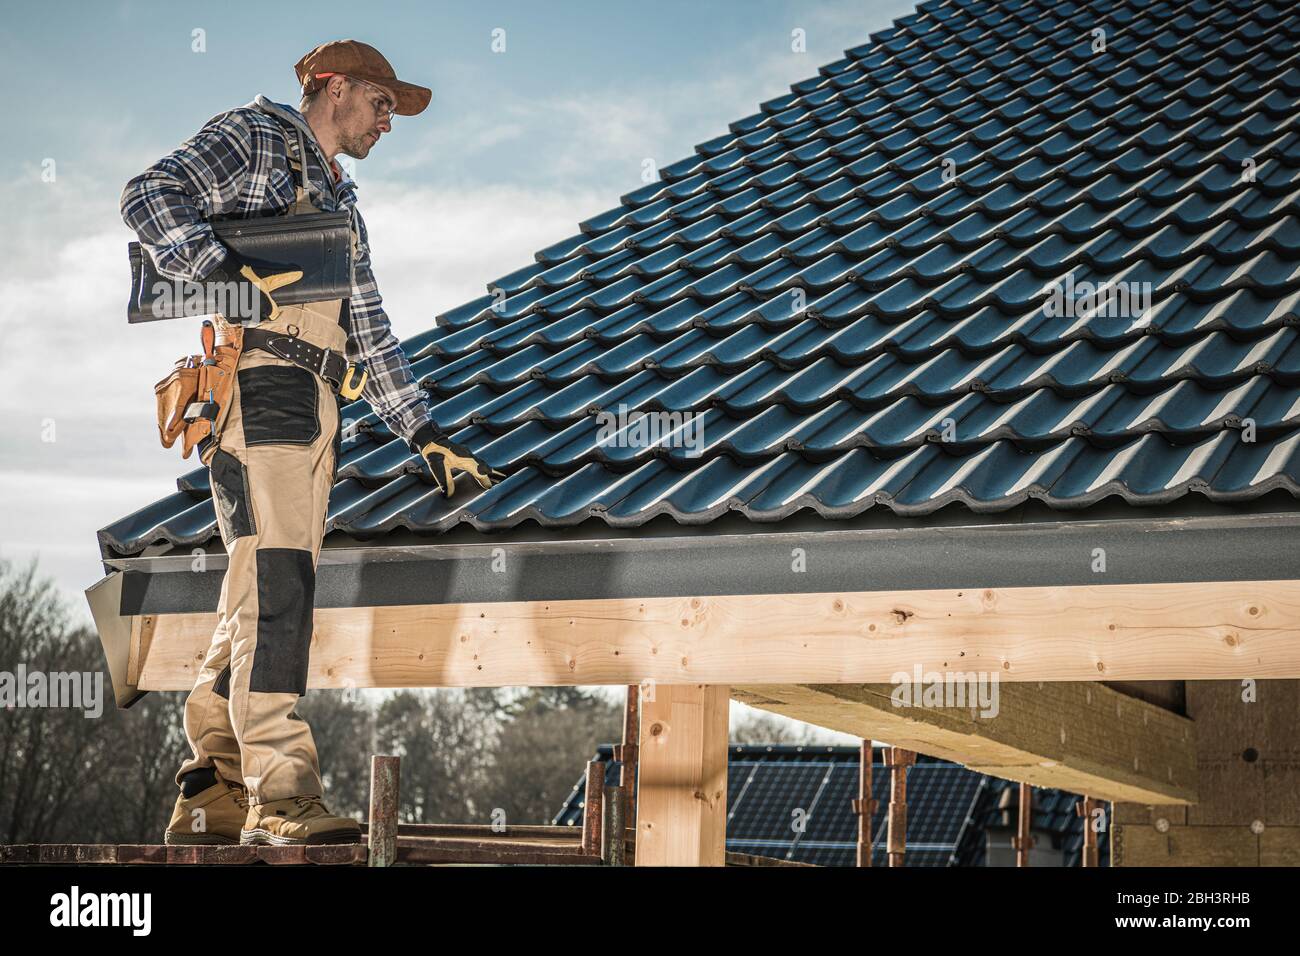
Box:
[556,745,1106,866]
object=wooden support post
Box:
[614,683,640,863]
[1013,781,1035,867]
[1078,796,1100,867]
[851,740,876,867]
[635,683,729,867]
[884,747,915,868]
[603,784,627,866]
[581,760,605,856]
[367,754,399,868]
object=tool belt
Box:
[153,322,366,461]
[153,321,243,460]
[241,327,365,396]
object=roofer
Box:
[121,39,503,846]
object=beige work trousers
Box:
[175,298,347,805]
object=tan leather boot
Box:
[164,776,250,845]
[240,795,362,846]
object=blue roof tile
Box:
[99,0,1300,559]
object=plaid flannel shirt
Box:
[120,95,439,453]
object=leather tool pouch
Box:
[154,358,201,449]
[185,324,244,459]
[154,324,244,460]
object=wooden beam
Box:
[732,682,1197,805]
[123,579,1300,693]
[634,683,728,867]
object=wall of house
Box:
[984,827,1065,867]
[1112,680,1300,866]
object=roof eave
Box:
[112,500,1300,616]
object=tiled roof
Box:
[552,744,1108,866]
[101,0,1300,558]
[952,775,1112,867]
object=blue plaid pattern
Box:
[120,95,434,449]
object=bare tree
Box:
[0,558,126,842]
[8,556,837,843]
[90,690,189,842]
[295,690,376,819]
[480,687,622,824]
[373,688,502,823]
[730,708,828,745]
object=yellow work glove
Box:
[239,264,303,324]
[201,248,302,324]
[419,436,506,497]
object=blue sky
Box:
[0,0,915,619]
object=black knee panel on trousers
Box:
[239,365,320,445]
[331,405,343,486]
[250,548,315,696]
[210,449,256,540]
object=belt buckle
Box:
[317,347,332,380]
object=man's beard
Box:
[340,133,373,160]
[336,101,374,160]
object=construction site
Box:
[3,0,1299,893]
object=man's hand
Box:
[418,435,505,497]
[238,263,302,323]
[202,248,302,324]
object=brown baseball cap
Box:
[295,39,431,116]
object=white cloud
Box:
[383,0,911,196]
[0,0,913,609]
[0,468,181,629]
[358,182,607,336]
[0,172,607,605]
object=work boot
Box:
[240,794,362,846]
[164,775,250,845]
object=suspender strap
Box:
[295,126,307,183]
[243,327,349,392]
[283,122,311,199]
[254,100,317,199]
